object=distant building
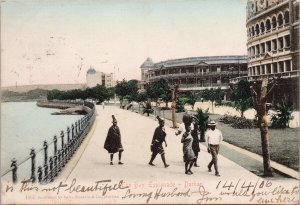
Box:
[140,56,248,97]
[140,57,154,91]
[86,67,114,88]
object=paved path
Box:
[63,105,260,181]
[51,105,298,204]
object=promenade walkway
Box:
[54,105,298,204]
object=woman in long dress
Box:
[181,124,195,175]
[191,123,200,167]
[104,115,124,165]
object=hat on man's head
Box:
[112,115,117,123]
[208,120,217,126]
[156,116,165,123]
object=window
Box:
[278,37,284,50]
[272,39,277,51]
[266,19,271,31]
[261,43,265,54]
[285,35,291,48]
[255,24,260,35]
[260,22,265,33]
[272,16,277,28]
[284,11,289,24]
[278,13,283,27]
[266,41,271,52]
[286,60,291,71]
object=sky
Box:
[1,0,248,87]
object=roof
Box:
[87,67,96,74]
[151,55,248,69]
[140,57,154,69]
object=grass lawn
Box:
[209,114,299,171]
[131,106,299,171]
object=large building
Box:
[140,56,248,95]
[86,67,114,88]
[231,0,299,106]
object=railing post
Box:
[75,122,78,135]
[44,164,48,182]
[78,119,81,132]
[61,148,65,167]
[71,124,75,138]
[63,144,68,165]
[43,141,48,166]
[67,127,70,143]
[30,148,36,183]
[61,131,64,149]
[37,166,43,183]
[53,135,57,155]
[11,159,17,184]
[68,143,72,160]
[57,150,62,172]
[49,157,53,182]
[78,119,81,131]
[53,155,58,176]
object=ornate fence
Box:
[1,101,96,184]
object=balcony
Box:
[230,70,300,84]
[149,70,248,80]
[178,83,230,91]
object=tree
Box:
[201,88,224,113]
[193,108,209,142]
[250,78,277,177]
[136,92,148,113]
[231,80,253,117]
[186,92,198,110]
[271,100,294,128]
[171,85,179,128]
[92,84,108,104]
[146,79,170,107]
[176,97,186,112]
[106,87,116,101]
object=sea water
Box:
[1,102,83,178]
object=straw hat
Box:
[208,120,217,126]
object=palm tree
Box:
[193,108,209,142]
[271,100,294,128]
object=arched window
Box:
[248,28,252,37]
[278,13,283,26]
[266,19,271,31]
[260,22,265,33]
[284,11,289,24]
[252,26,255,35]
[272,16,277,28]
[255,24,260,35]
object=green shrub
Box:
[271,100,294,128]
[143,102,154,116]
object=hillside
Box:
[1,89,48,102]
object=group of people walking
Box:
[103,114,223,176]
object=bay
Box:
[1,102,83,177]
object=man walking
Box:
[205,120,223,176]
[149,116,169,168]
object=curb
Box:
[56,119,98,182]
[222,141,299,179]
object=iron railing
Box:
[1,100,96,184]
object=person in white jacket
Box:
[205,120,223,177]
